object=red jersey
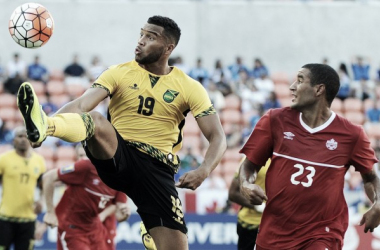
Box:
[56,159,123,233]
[240,108,377,249]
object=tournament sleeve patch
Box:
[60,165,75,175]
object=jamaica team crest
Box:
[163,90,179,103]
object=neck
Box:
[16,148,30,158]
[138,61,171,75]
[300,106,332,129]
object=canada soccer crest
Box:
[326,139,338,150]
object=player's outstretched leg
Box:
[17,82,47,143]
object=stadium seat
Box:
[331,98,343,114]
[49,69,65,81]
[0,93,16,108]
[274,83,291,99]
[66,83,86,98]
[55,146,76,161]
[46,80,67,96]
[343,98,363,113]
[54,159,75,169]
[183,115,201,136]
[30,80,46,96]
[49,94,71,108]
[224,94,241,111]
[0,144,13,154]
[220,109,242,125]
[365,123,380,139]
[181,135,202,155]
[344,111,365,125]
[0,107,16,123]
[271,71,290,85]
[363,98,374,112]
[278,96,292,108]
[35,146,56,161]
[222,148,243,163]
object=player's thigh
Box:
[149,226,188,250]
[86,111,118,160]
[59,231,91,250]
[302,238,341,250]
[14,221,35,250]
[0,220,14,248]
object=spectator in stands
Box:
[88,56,106,82]
[211,59,232,83]
[0,57,5,83]
[207,80,226,112]
[173,56,189,74]
[228,56,249,81]
[253,72,274,97]
[240,83,266,114]
[188,58,209,87]
[3,72,24,95]
[0,119,13,145]
[42,95,59,115]
[6,53,26,79]
[262,91,281,111]
[215,72,233,97]
[225,123,243,148]
[351,56,371,81]
[64,54,88,87]
[27,55,48,83]
[64,54,86,77]
[366,101,380,123]
[336,63,352,101]
[250,58,269,79]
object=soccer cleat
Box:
[17,82,48,143]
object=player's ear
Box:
[165,43,175,55]
[315,83,325,97]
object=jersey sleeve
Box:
[115,192,127,203]
[58,159,89,185]
[93,65,118,95]
[350,128,378,173]
[187,81,215,118]
[240,110,274,167]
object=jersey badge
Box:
[283,132,295,140]
[92,178,100,185]
[163,90,179,103]
[326,139,338,150]
[128,83,139,90]
[60,165,75,174]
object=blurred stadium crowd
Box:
[1,53,380,214]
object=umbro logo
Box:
[92,179,100,185]
[284,132,295,140]
[129,83,139,90]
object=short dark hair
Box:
[302,63,340,105]
[147,15,181,46]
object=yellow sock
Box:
[46,113,94,143]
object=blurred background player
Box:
[0,126,46,250]
[228,158,269,250]
[41,144,130,250]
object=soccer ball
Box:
[8,3,54,49]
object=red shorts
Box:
[57,226,112,250]
[256,238,342,250]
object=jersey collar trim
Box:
[299,111,336,134]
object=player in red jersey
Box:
[42,145,130,250]
[239,63,380,250]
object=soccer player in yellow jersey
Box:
[228,158,269,250]
[0,126,46,250]
[17,16,226,250]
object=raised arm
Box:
[239,158,267,205]
[176,114,226,190]
[42,169,59,228]
[359,169,380,232]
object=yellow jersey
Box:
[94,60,215,157]
[0,149,46,221]
[237,158,270,227]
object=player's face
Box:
[13,129,30,151]
[289,68,318,110]
[135,24,166,65]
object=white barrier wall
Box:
[1,0,380,76]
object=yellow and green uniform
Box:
[237,158,270,228]
[94,60,215,167]
[0,149,46,222]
